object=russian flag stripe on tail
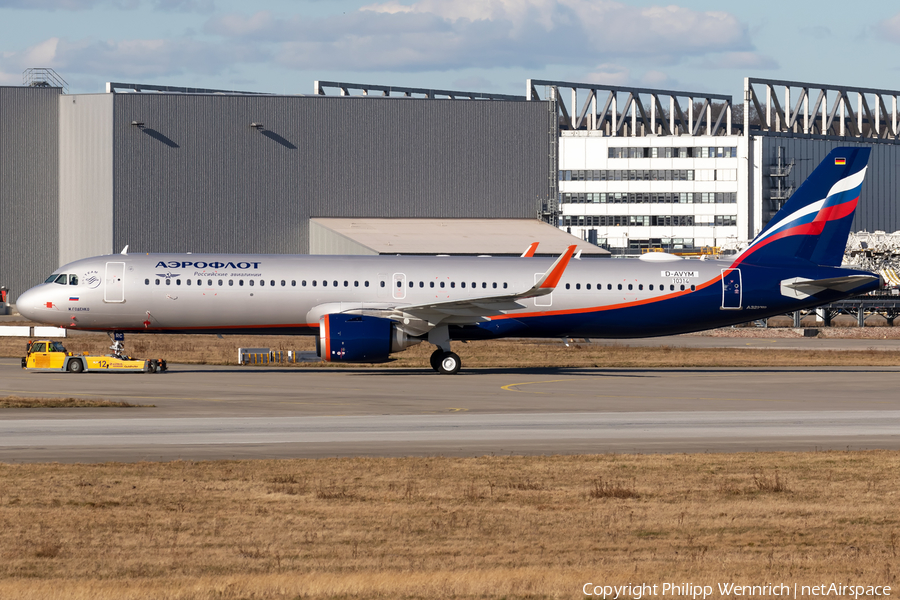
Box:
[734,147,869,268]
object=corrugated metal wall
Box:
[759,137,900,233]
[0,86,60,302]
[59,94,114,265]
[111,94,553,254]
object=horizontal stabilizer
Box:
[781,274,879,299]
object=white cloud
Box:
[877,12,900,43]
[206,1,753,72]
[699,51,779,70]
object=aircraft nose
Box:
[15,285,44,321]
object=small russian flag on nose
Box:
[835,157,846,165]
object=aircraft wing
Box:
[397,245,576,325]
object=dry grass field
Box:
[1,452,898,599]
[0,396,143,408]
[3,330,900,369]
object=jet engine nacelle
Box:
[318,314,420,363]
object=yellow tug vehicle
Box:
[22,340,166,373]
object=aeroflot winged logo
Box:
[155,260,262,269]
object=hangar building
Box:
[0,77,564,302]
[535,77,900,255]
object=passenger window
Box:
[586,284,591,290]
[228,280,233,286]
[380,281,385,288]
[607,284,612,290]
[270,280,275,286]
[249,280,254,287]
[408,281,413,288]
[451,282,455,288]
[430,282,435,288]
[176,279,181,285]
[638,284,643,290]
[617,284,622,290]
[313,281,317,287]
[440,282,445,288]
[670,284,674,291]
[492,283,497,289]
[690,285,696,291]
[281,280,286,286]
[461,282,466,288]
[364,281,369,287]
[355,281,359,287]
[302,280,306,286]
[218,280,223,286]
[54,274,67,285]
[471,282,476,288]
[419,282,423,288]
[145,279,149,285]
[576,283,580,290]
[187,279,191,286]
[323,280,328,287]
[166,279,171,286]
[259,280,263,287]
[69,274,78,285]
[649,284,653,291]
[291,280,296,286]
[396,281,402,288]
[628,284,632,290]
[239,280,244,287]
[680,285,685,291]
[503,283,508,289]
[333,281,338,287]
[565,283,570,289]
[345,281,349,287]
[482,282,487,288]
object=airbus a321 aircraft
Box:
[17,147,880,374]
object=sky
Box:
[3,0,900,101]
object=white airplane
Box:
[16,148,880,373]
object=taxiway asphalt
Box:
[1,350,898,462]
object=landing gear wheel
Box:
[437,351,461,375]
[67,359,84,373]
[429,349,443,371]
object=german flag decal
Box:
[835,157,846,165]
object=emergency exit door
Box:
[104,262,125,303]
[721,268,742,310]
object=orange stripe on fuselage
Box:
[323,315,331,361]
[492,273,722,321]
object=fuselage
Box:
[16,252,878,339]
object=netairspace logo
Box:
[581,582,893,599]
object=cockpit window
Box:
[45,274,59,283]
[69,274,78,286]
[54,274,67,285]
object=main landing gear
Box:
[427,325,461,374]
[429,349,461,375]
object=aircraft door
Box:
[104,262,126,303]
[721,268,742,310]
[392,273,407,300]
[534,273,552,306]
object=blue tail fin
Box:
[736,147,869,267]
